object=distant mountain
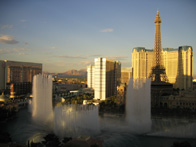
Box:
[48,69,87,78]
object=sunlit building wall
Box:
[121,67,133,85]
[0,60,42,91]
[132,46,193,90]
[115,61,121,89]
[132,47,154,80]
[94,57,121,100]
[87,65,94,88]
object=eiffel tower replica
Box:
[150,11,173,108]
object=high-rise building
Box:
[115,61,121,88]
[0,60,42,95]
[88,57,121,100]
[132,11,193,90]
[87,65,95,88]
[121,67,133,85]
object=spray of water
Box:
[126,78,152,134]
[31,74,99,138]
[32,74,53,123]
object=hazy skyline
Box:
[0,0,195,75]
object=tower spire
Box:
[154,10,162,66]
[150,11,168,83]
[155,10,161,23]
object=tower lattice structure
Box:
[150,10,168,83]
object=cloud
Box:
[106,55,129,61]
[100,28,114,32]
[79,60,94,66]
[14,48,31,56]
[0,49,12,54]
[41,52,52,55]
[18,52,26,55]
[13,48,31,52]
[51,46,57,50]
[0,34,19,44]
[0,48,31,56]
[1,24,13,29]
[57,54,104,60]
[20,19,26,23]
[41,59,50,62]
[57,55,86,59]
[24,42,29,45]
[88,54,102,57]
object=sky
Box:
[0,0,196,75]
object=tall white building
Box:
[87,65,94,88]
[88,57,121,100]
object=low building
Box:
[9,82,32,98]
[160,90,196,110]
[193,79,196,90]
[70,90,80,96]
[116,83,126,105]
[0,93,9,104]
[121,67,132,85]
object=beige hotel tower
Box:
[132,11,193,90]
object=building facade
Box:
[161,90,196,110]
[132,11,193,90]
[88,58,121,100]
[132,46,193,90]
[0,60,42,95]
[116,83,126,105]
[87,65,95,89]
[121,67,133,85]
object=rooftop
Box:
[132,46,192,52]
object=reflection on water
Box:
[4,108,53,144]
[150,118,196,138]
[3,109,196,147]
[98,113,196,147]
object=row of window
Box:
[176,102,196,106]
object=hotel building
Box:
[0,60,42,96]
[132,46,193,90]
[87,57,121,100]
[132,11,193,90]
[121,67,133,86]
[87,65,95,89]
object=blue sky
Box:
[0,0,196,75]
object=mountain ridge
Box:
[43,69,87,78]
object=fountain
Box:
[4,75,196,146]
[31,74,99,138]
[54,104,99,138]
[126,78,152,134]
[32,74,53,123]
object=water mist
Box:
[32,74,53,123]
[31,74,99,138]
[126,78,152,134]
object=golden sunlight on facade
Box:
[132,46,193,90]
[132,10,193,90]
[87,57,121,100]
